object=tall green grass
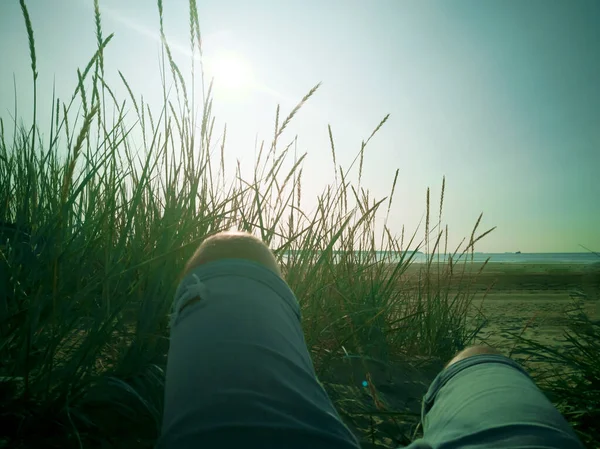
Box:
[0,1,493,447]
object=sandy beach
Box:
[431,262,600,356]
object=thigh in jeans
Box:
[157,259,361,449]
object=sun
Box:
[209,53,252,91]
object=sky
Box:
[0,0,598,253]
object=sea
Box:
[282,251,600,265]
[408,252,600,265]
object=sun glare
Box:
[209,53,252,91]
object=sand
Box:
[462,263,599,352]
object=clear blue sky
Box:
[1,0,598,252]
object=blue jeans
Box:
[157,259,583,449]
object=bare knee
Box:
[445,345,503,369]
[182,231,281,279]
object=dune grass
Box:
[0,1,541,448]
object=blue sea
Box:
[408,252,600,265]
[282,251,599,265]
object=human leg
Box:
[411,345,584,449]
[157,231,360,449]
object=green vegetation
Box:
[1,1,596,448]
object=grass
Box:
[2,1,596,448]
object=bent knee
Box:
[183,231,281,278]
[445,345,503,369]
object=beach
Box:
[404,261,600,356]
[471,263,599,361]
